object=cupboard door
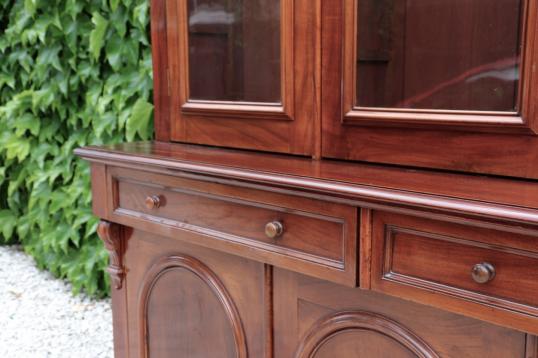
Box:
[322,0,538,178]
[274,269,532,358]
[154,0,317,155]
[124,230,269,357]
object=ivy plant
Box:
[0,0,154,297]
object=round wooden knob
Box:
[145,195,162,210]
[265,221,284,239]
[471,262,495,284]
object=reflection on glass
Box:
[356,0,522,111]
[188,0,281,103]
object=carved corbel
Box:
[97,220,129,290]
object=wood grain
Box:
[151,0,171,141]
[75,143,538,226]
[359,208,372,289]
[80,0,538,356]
[322,0,538,178]
[274,269,529,358]
[138,254,247,358]
[97,221,129,290]
[295,311,439,358]
[96,220,131,358]
[161,0,316,155]
[126,231,266,357]
[109,166,358,286]
[371,211,538,335]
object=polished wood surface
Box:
[80,144,538,337]
[80,145,538,356]
[108,166,358,286]
[154,0,538,177]
[160,0,317,155]
[371,211,538,334]
[150,0,171,141]
[323,0,538,178]
[141,255,247,357]
[96,221,538,358]
[96,220,130,358]
[126,230,267,358]
[79,0,538,355]
[274,269,531,358]
[75,142,538,225]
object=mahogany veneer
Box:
[77,0,538,356]
[109,166,358,286]
[77,143,538,357]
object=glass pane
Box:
[356,0,522,111]
[187,0,281,102]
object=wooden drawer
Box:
[107,167,358,286]
[371,211,538,334]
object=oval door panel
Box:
[139,255,247,358]
[313,330,417,358]
[295,311,439,358]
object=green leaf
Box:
[0,0,151,297]
[0,167,6,186]
[105,36,139,71]
[34,15,52,43]
[4,137,31,162]
[64,0,84,19]
[0,210,17,240]
[93,111,116,138]
[110,6,127,37]
[8,50,34,73]
[33,88,56,111]
[15,113,40,136]
[126,98,153,140]
[36,45,62,71]
[105,36,123,71]
[110,0,121,13]
[133,2,149,28]
[29,181,51,210]
[89,12,108,61]
[24,0,37,17]
[16,214,31,239]
[0,73,15,90]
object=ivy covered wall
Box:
[0,0,154,297]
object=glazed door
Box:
[152,0,317,155]
[322,0,538,178]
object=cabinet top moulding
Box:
[75,142,538,227]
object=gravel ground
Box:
[0,245,113,358]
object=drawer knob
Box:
[471,262,496,284]
[265,221,284,239]
[145,195,162,210]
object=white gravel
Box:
[0,245,113,358]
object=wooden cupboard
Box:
[76,0,538,356]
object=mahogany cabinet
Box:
[76,0,538,356]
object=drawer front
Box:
[108,167,358,286]
[371,211,538,333]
